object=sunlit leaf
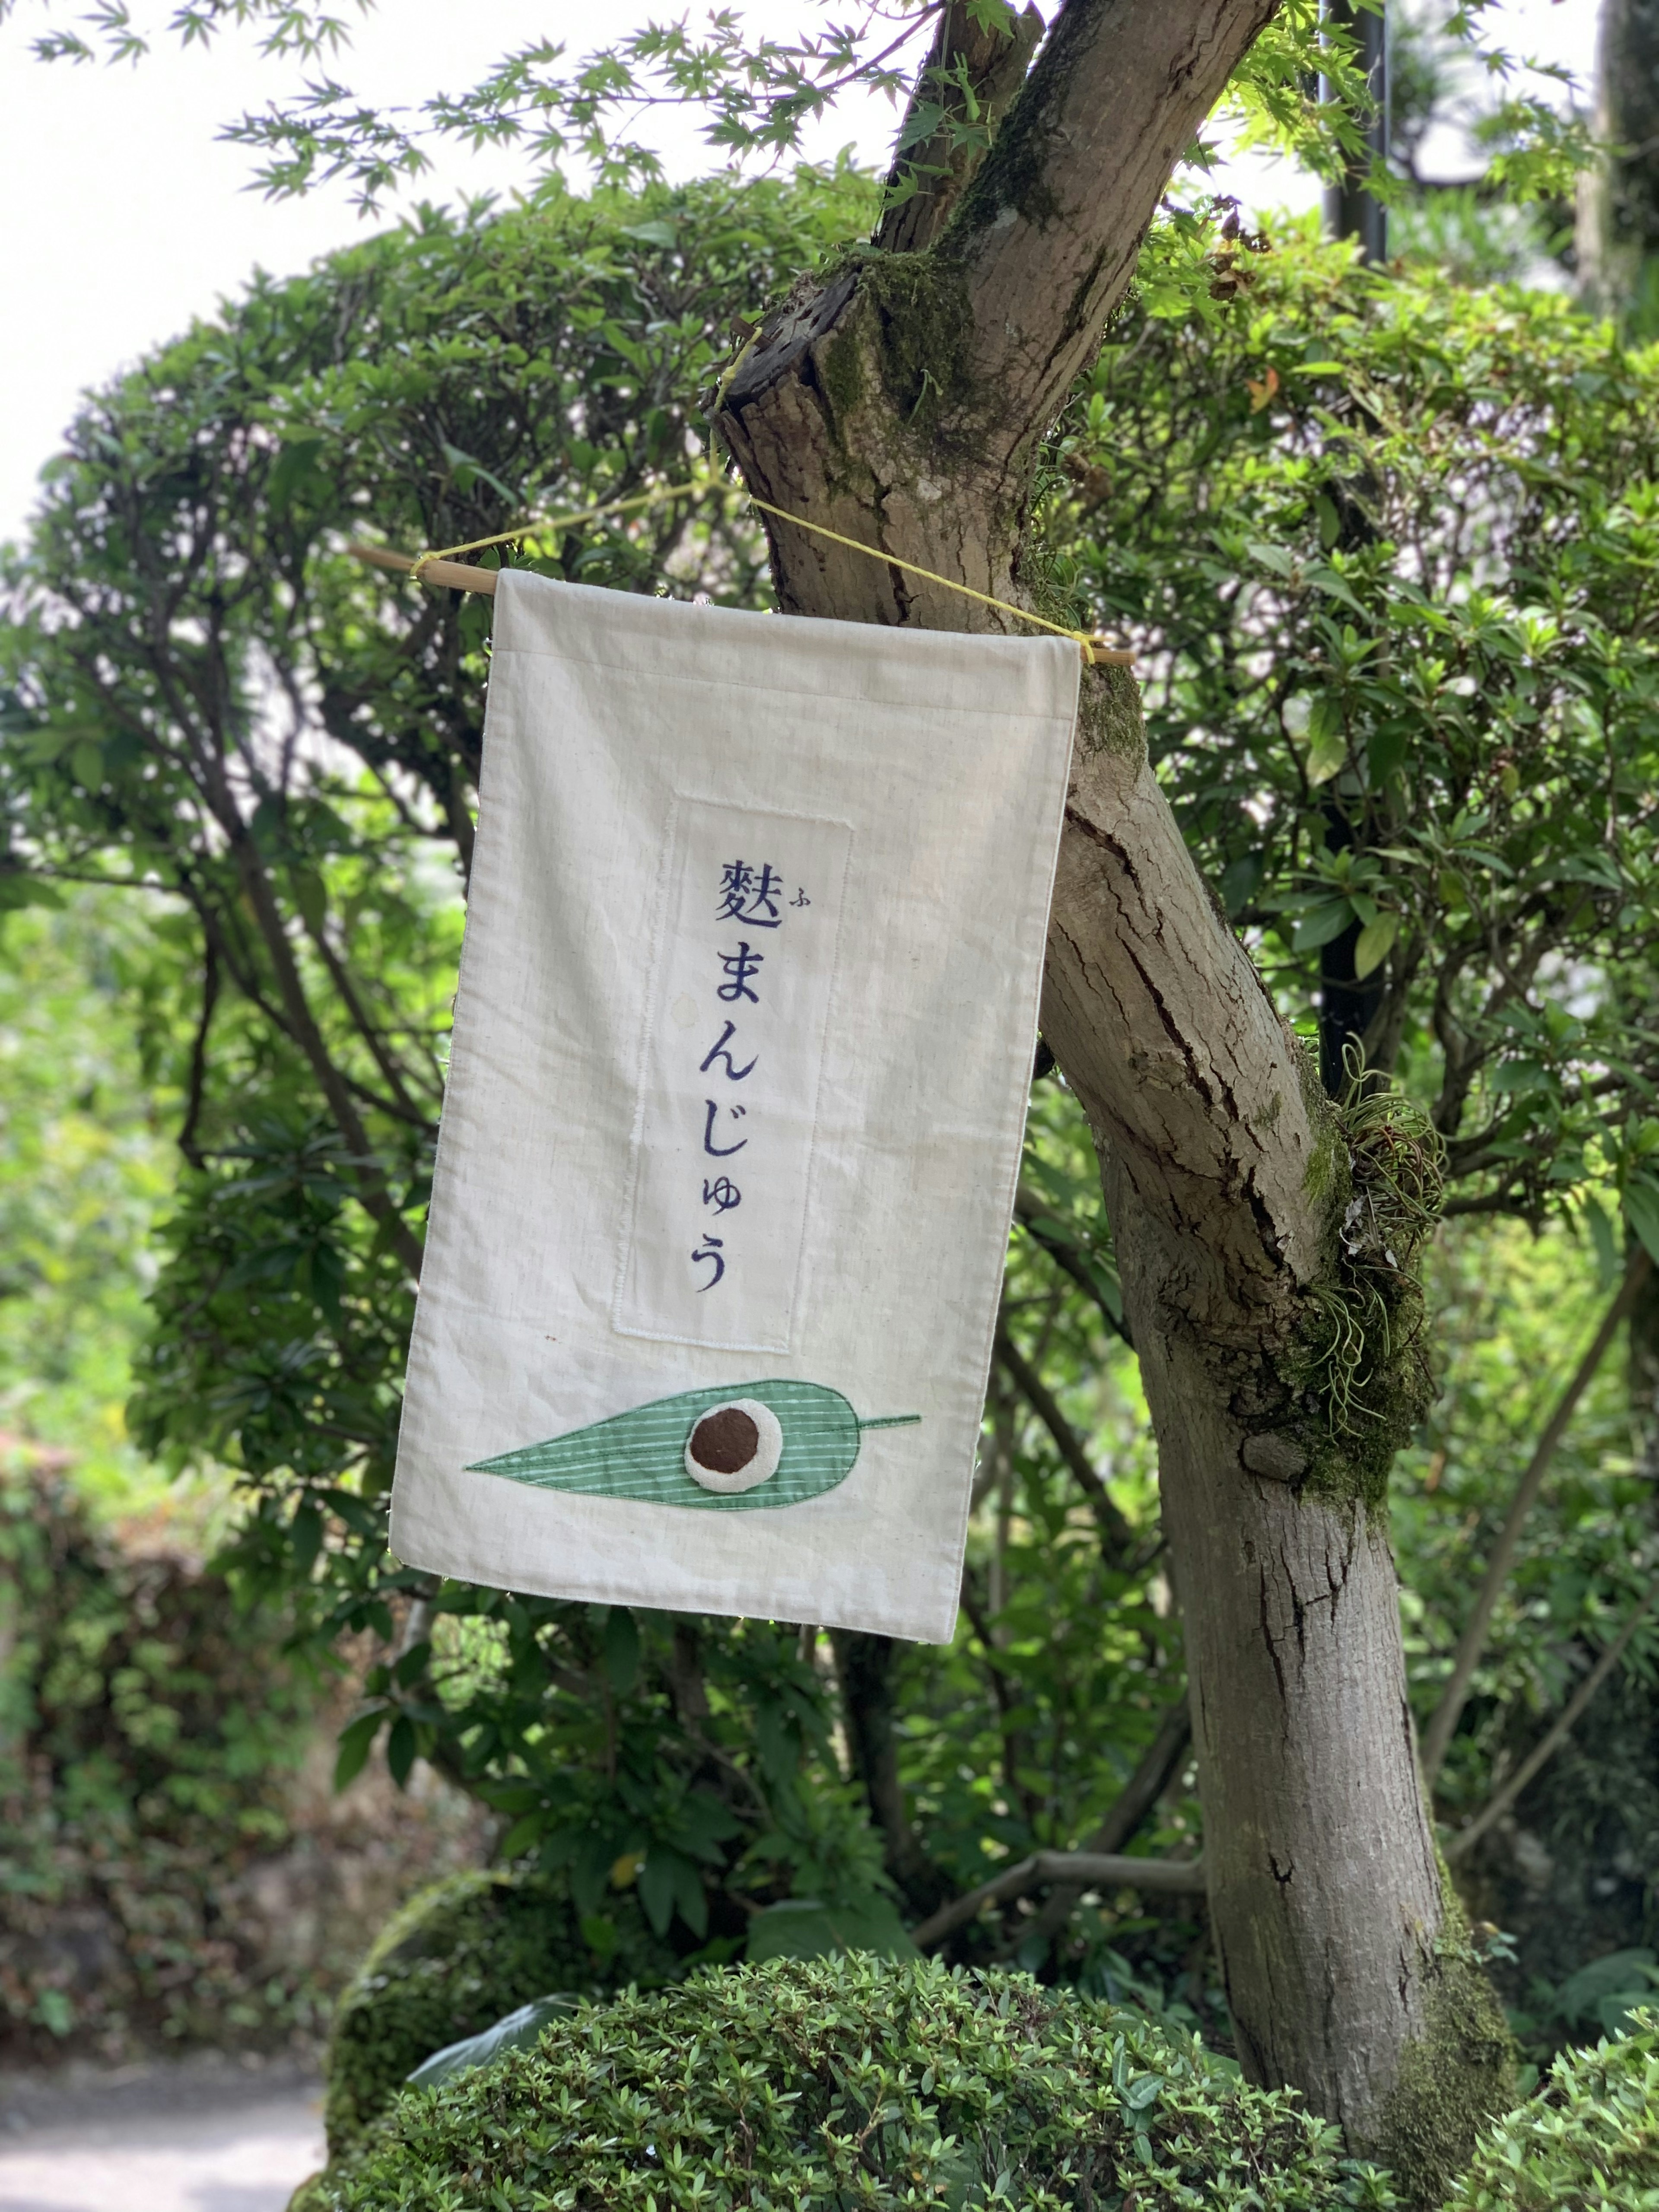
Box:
[1351,912,1398,979]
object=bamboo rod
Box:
[348,543,498,595]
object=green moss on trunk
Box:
[1376,1875,1516,2206]
[814,248,979,445]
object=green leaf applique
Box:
[466,1380,919,1511]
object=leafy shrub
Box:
[309,1954,1398,2210]
[0,1438,318,2056]
[321,1863,674,2155]
[1446,2010,1659,2209]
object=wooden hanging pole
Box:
[349,542,499,596]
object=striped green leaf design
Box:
[466,1380,917,1511]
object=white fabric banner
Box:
[390,574,1079,1643]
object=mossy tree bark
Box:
[718,0,1507,2189]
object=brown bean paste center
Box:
[688,1407,760,1475]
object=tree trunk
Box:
[1578,0,1659,327]
[1116,1198,1475,2143]
[1042,727,1509,2188]
[718,0,1510,2192]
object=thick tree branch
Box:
[661,1619,769,1820]
[718,0,1488,2148]
[721,0,1286,639]
[177,938,220,1170]
[1041,724,1327,1347]
[181,882,298,1053]
[912,1846,1205,1951]
[830,1630,952,1915]
[947,0,1282,442]
[665,1620,711,1729]
[874,0,1045,255]
[1441,1188,1534,1220]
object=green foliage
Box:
[1056,226,1659,1235]
[320,1864,674,2156]
[746,1894,918,1964]
[0,1437,318,2056]
[0,893,179,1504]
[0,159,861,1659]
[4,0,1589,345]
[1549,1954,1659,2046]
[310,1954,1400,2211]
[1446,2012,1659,2211]
[343,1596,902,1967]
[1390,189,1567,292]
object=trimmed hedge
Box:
[305,1954,1400,2209]
[1446,2009,1659,2211]
[320,1864,673,2155]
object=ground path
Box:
[0,2053,323,2212]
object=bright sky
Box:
[0,0,1595,547]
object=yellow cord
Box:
[407,479,696,581]
[404,469,1131,667]
[741,493,1129,665]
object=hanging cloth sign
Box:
[390,574,1080,1643]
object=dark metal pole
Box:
[1313,0,1388,1096]
[1322,0,1389,264]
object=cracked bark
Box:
[717,0,1481,2170]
